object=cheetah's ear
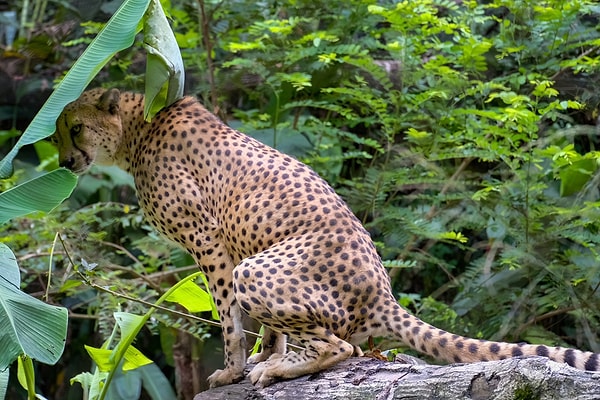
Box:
[97,88,121,115]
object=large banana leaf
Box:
[0,168,77,224]
[0,243,68,370]
[0,368,7,399]
[143,0,185,120]
[0,0,152,179]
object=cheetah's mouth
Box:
[70,165,91,175]
[61,151,93,175]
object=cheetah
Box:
[54,88,600,388]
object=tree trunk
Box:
[173,330,206,398]
[193,356,600,400]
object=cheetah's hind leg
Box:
[248,327,287,364]
[247,327,354,388]
[233,241,354,387]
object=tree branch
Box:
[194,357,600,400]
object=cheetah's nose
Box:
[59,157,75,170]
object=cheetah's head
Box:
[54,88,123,174]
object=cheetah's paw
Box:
[248,354,285,388]
[207,367,244,388]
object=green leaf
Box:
[109,368,141,399]
[85,344,152,372]
[0,367,8,400]
[17,356,37,399]
[486,217,507,240]
[559,158,598,197]
[138,364,177,400]
[382,259,417,269]
[143,0,185,120]
[70,370,107,400]
[69,372,94,392]
[33,140,60,172]
[274,72,312,91]
[438,231,469,243]
[164,280,213,313]
[250,326,264,357]
[121,346,153,371]
[114,312,146,340]
[111,312,155,370]
[0,168,77,224]
[0,0,151,178]
[199,273,219,321]
[0,243,21,287]
[0,244,68,370]
[84,345,120,371]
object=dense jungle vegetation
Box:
[1,0,600,398]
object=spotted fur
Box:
[55,88,600,388]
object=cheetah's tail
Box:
[384,303,600,371]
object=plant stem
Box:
[197,0,219,115]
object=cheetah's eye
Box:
[70,124,83,137]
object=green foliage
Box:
[1,199,215,398]
[69,272,208,400]
[187,0,600,351]
[0,243,68,399]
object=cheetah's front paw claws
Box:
[248,363,274,388]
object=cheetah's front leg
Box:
[195,243,248,388]
[206,300,247,388]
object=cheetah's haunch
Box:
[54,88,600,388]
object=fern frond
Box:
[342,55,394,92]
